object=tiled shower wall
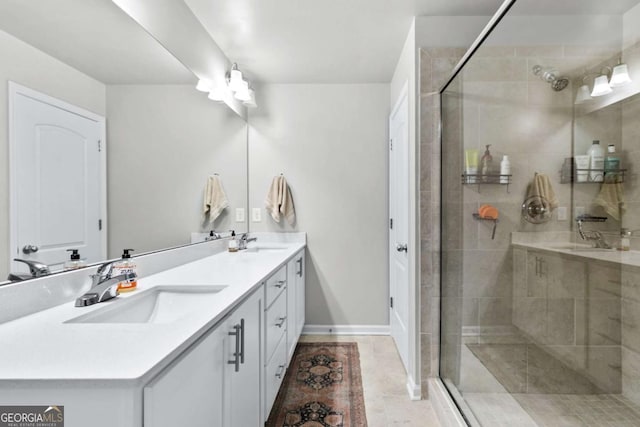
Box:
[419,44,624,396]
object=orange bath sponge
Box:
[479,204,499,219]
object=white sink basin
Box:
[66,285,227,324]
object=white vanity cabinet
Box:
[263,265,289,420]
[287,249,306,361]
[144,287,262,427]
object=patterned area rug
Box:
[266,342,368,427]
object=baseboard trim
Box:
[429,378,470,427]
[302,324,390,336]
[406,375,422,401]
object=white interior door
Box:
[9,82,105,274]
[389,83,409,371]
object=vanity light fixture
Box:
[244,87,257,108]
[195,78,212,92]
[610,59,632,88]
[207,86,226,102]
[591,72,613,97]
[227,63,245,92]
[234,80,251,102]
[574,83,592,104]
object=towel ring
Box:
[522,195,552,224]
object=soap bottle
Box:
[587,140,605,182]
[480,144,493,181]
[604,144,621,175]
[64,249,86,270]
[620,229,631,251]
[500,155,510,184]
[113,249,138,292]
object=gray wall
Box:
[106,85,247,257]
[0,29,106,280]
[248,83,389,327]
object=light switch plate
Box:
[252,208,262,222]
[235,208,245,222]
[557,206,567,221]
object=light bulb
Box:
[208,87,225,101]
[228,68,244,92]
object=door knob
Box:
[22,245,39,254]
[396,243,408,253]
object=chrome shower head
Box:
[532,65,569,91]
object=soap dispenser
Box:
[113,249,138,292]
[64,249,86,270]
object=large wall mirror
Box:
[0,0,248,283]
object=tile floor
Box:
[299,335,441,427]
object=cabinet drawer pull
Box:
[275,316,287,328]
[275,364,286,379]
[240,318,245,365]
[296,258,303,277]
[275,280,286,289]
[228,324,241,372]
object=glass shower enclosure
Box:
[440,0,640,425]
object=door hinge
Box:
[390,297,394,308]
[97,139,102,152]
[98,219,102,230]
[390,218,393,229]
[390,139,393,150]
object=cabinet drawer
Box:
[265,331,287,418]
[265,290,288,363]
[265,266,287,308]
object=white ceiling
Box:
[183,0,503,83]
[0,0,195,85]
[185,0,640,84]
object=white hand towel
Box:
[265,175,282,222]
[279,176,296,226]
[203,175,229,223]
[527,173,558,211]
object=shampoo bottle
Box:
[465,149,479,183]
[480,145,493,181]
[113,249,138,292]
[587,140,605,182]
[64,249,86,270]
[604,144,621,173]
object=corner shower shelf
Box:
[562,169,627,184]
[461,174,512,192]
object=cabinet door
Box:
[225,288,262,427]
[144,326,225,427]
[287,257,297,362]
[295,251,306,338]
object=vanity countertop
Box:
[511,231,640,268]
[0,237,305,382]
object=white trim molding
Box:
[302,325,390,336]
[406,375,421,401]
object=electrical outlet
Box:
[252,208,262,222]
[235,208,245,222]
[557,206,567,221]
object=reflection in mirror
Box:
[0,0,248,284]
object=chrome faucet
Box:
[238,233,258,250]
[12,258,50,277]
[576,215,612,249]
[75,261,137,307]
